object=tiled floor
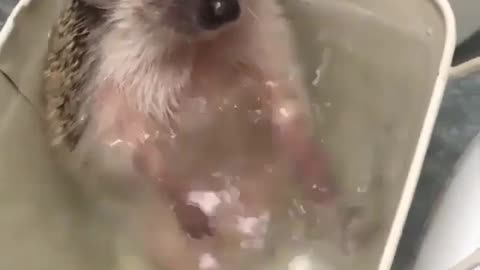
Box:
[1,1,479,269]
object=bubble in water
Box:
[187,191,221,216]
[199,253,219,270]
[312,48,332,87]
[288,255,312,270]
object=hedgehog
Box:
[42,0,338,268]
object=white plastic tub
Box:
[0,0,455,269]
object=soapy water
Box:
[72,51,365,270]
[77,63,349,270]
[89,53,373,270]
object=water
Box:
[0,0,442,270]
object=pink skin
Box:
[79,0,336,268]
[91,76,335,269]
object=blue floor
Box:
[1,1,479,269]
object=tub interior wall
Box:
[284,0,445,268]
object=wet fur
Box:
[44,0,311,197]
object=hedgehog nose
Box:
[198,0,241,30]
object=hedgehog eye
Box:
[197,0,241,30]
